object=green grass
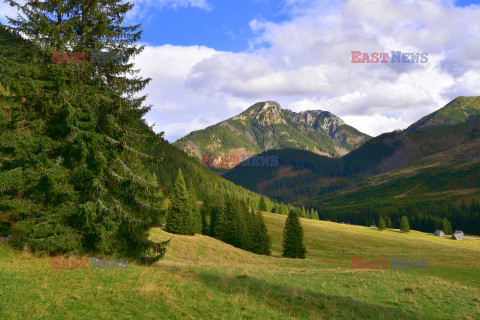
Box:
[1,213,480,319]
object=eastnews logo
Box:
[51,51,128,64]
[352,257,428,269]
[51,257,129,269]
[351,51,428,63]
[201,154,279,168]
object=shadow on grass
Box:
[194,270,426,320]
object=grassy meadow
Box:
[1,212,479,319]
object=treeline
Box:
[165,170,271,255]
[313,200,480,235]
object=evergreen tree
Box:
[200,195,212,235]
[301,206,306,218]
[166,169,200,236]
[400,216,410,233]
[252,210,271,255]
[0,2,167,261]
[166,169,192,235]
[378,217,386,231]
[386,216,392,228]
[217,196,247,249]
[282,209,306,259]
[442,217,453,235]
[258,196,267,212]
[209,194,225,238]
[188,192,202,235]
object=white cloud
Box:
[342,114,410,136]
[0,0,26,23]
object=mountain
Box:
[173,101,371,166]
[408,96,480,131]
[223,96,480,235]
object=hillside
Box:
[408,96,480,131]
[1,212,479,319]
[224,97,480,197]
[223,97,480,234]
[174,101,370,166]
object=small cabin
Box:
[434,230,445,236]
[452,230,464,240]
[370,225,377,228]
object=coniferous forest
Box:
[0,1,302,260]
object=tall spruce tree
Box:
[253,210,271,255]
[188,192,202,235]
[258,196,267,212]
[400,216,410,233]
[200,194,212,235]
[282,209,306,259]
[378,217,386,231]
[0,1,168,261]
[166,169,195,235]
[209,194,224,238]
[386,216,392,228]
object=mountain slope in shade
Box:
[223,96,480,205]
[408,96,480,131]
[173,101,371,166]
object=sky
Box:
[1,0,480,142]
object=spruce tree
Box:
[378,217,386,231]
[441,217,453,235]
[188,192,202,235]
[282,209,306,259]
[0,2,167,261]
[386,216,392,228]
[166,169,197,235]
[200,195,211,235]
[254,210,271,255]
[258,196,267,212]
[209,194,224,238]
[247,209,271,255]
[400,216,410,233]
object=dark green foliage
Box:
[378,217,386,231]
[248,210,271,255]
[442,217,453,235]
[166,170,199,235]
[199,193,271,255]
[216,197,247,249]
[0,2,168,261]
[258,196,267,212]
[400,216,410,233]
[282,209,306,259]
[0,221,12,236]
[386,217,392,228]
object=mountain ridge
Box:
[174,101,371,166]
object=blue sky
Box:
[139,0,291,52]
[139,0,480,51]
[1,0,480,141]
